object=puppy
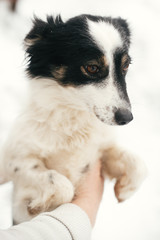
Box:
[0,14,147,224]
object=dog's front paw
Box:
[27,170,74,216]
[114,157,148,202]
[114,175,137,202]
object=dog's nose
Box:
[115,108,133,125]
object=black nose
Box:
[115,108,133,125]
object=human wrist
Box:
[72,195,99,226]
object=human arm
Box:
[0,160,104,240]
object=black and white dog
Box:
[0,14,147,223]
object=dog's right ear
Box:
[24,17,47,47]
[24,15,64,48]
[24,15,65,78]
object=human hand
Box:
[72,160,104,226]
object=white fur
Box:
[76,81,130,125]
[0,21,147,224]
[0,78,147,223]
[87,20,122,55]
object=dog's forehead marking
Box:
[87,20,122,58]
[87,20,123,93]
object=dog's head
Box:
[25,14,133,126]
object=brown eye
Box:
[122,62,129,72]
[86,65,99,74]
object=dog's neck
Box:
[26,79,97,137]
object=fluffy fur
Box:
[0,14,147,224]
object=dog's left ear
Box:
[112,18,131,48]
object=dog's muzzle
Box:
[115,108,133,125]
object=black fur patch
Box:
[81,164,90,173]
[32,164,39,169]
[14,167,19,172]
[25,14,130,87]
[113,48,131,104]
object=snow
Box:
[0,0,160,239]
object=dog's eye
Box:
[85,65,99,74]
[122,62,130,73]
[123,63,129,71]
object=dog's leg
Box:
[9,157,74,223]
[101,145,147,202]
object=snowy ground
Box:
[0,0,160,239]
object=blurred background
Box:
[0,0,160,239]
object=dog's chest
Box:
[42,123,113,186]
[45,142,99,183]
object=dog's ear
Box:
[24,15,64,48]
[24,15,65,78]
[112,18,131,48]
